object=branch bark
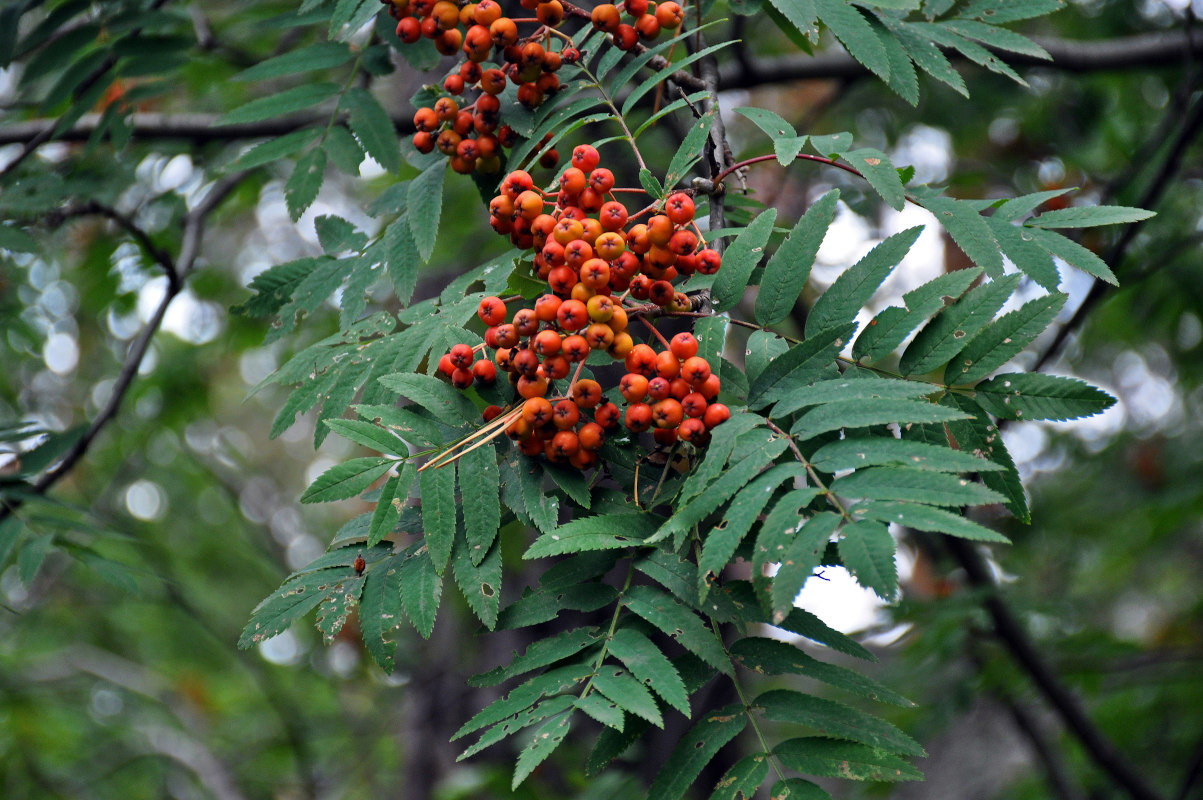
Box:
[0,172,247,528]
[945,538,1166,800]
[3,30,1203,148]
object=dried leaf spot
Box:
[481,582,495,597]
[953,329,967,339]
[864,157,881,166]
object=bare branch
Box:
[3,30,1203,149]
[945,538,1167,800]
[0,172,248,528]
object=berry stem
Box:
[640,316,673,351]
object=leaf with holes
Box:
[576,693,625,731]
[773,737,923,782]
[470,627,602,687]
[512,712,572,789]
[647,704,747,800]
[360,552,407,671]
[525,513,658,558]
[946,292,1067,385]
[624,585,730,673]
[452,531,501,629]
[852,268,982,363]
[593,668,663,727]
[712,753,770,800]
[764,510,839,624]
[974,372,1116,422]
[239,569,345,648]
[898,273,1021,376]
[607,627,690,717]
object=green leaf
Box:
[454,664,590,739]
[453,533,501,629]
[748,324,856,409]
[852,500,1009,542]
[285,148,326,221]
[837,520,897,599]
[712,209,779,312]
[408,160,445,261]
[457,442,501,563]
[300,457,391,503]
[694,315,729,386]
[1026,204,1154,229]
[773,737,923,782]
[942,394,1028,522]
[955,0,1063,23]
[342,86,402,173]
[924,194,1004,277]
[973,372,1116,422]
[419,463,456,574]
[575,693,625,731]
[745,330,792,385]
[17,534,51,587]
[233,42,353,81]
[831,466,1006,507]
[940,19,1050,59]
[872,14,920,105]
[648,704,748,800]
[756,688,923,755]
[806,227,921,336]
[512,713,572,789]
[638,168,665,199]
[400,546,443,638]
[620,41,734,116]
[734,107,807,165]
[233,128,324,170]
[607,628,690,717]
[810,436,1003,474]
[470,627,601,687]
[841,148,906,210]
[814,0,889,80]
[730,637,913,706]
[947,292,1067,384]
[809,131,853,157]
[853,267,983,362]
[315,574,365,643]
[525,513,658,558]
[377,372,476,426]
[755,190,839,326]
[216,82,339,126]
[898,273,1021,376]
[768,778,831,800]
[545,462,592,509]
[502,455,560,534]
[460,695,575,760]
[792,398,970,441]
[711,753,770,800]
[648,433,788,546]
[497,582,616,629]
[240,569,344,648]
[624,585,731,673]
[889,20,968,97]
[767,0,819,39]
[988,217,1060,290]
[772,377,937,418]
[360,552,406,671]
[315,214,368,253]
[593,668,663,727]
[326,123,368,173]
[697,464,808,598]
[325,418,406,455]
[913,21,1026,85]
[678,412,764,505]
[383,217,420,305]
[1026,227,1117,285]
[763,509,838,624]
[368,467,409,545]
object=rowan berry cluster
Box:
[437,143,730,466]
[385,0,685,174]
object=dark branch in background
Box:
[1028,82,1203,374]
[0,172,247,529]
[4,30,1203,148]
[945,538,1166,800]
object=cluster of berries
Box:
[436,143,730,465]
[590,0,684,50]
[385,0,685,175]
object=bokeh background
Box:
[1,0,1201,797]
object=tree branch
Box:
[0,172,247,528]
[945,538,1166,800]
[4,30,1203,149]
